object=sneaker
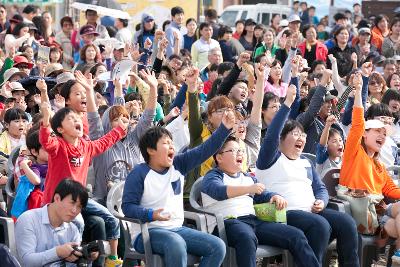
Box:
[392,250,400,264]
[105,257,123,267]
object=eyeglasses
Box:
[219,148,245,155]
[267,104,281,110]
[291,131,307,139]
[213,108,233,115]
[375,116,394,125]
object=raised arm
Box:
[257,84,297,170]
[296,69,331,131]
[288,56,301,119]
[249,63,267,125]
[328,54,346,97]
[36,79,50,105]
[174,109,234,175]
[217,52,250,96]
[39,102,60,155]
[187,68,204,145]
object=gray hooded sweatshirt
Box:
[88,96,155,200]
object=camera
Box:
[71,240,111,267]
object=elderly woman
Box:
[255,80,359,267]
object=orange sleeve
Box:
[343,106,364,161]
[382,170,400,199]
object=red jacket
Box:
[40,124,125,204]
[298,41,328,62]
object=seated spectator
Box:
[202,136,319,267]
[338,72,400,263]
[15,179,95,267]
[122,68,234,265]
[255,84,359,266]
[316,115,343,175]
[0,108,28,159]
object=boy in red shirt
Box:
[39,101,128,265]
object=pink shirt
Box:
[264,81,288,98]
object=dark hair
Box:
[209,63,218,72]
[171,6,184,17]
[50,46,62,63]
[179,49,192,59]
[125,92,143,103]
[262,92,280,110]
[50,107,74,136]
[199,22,211,31]
[254,54,266,63]
[162,20,171,31]
[118,18,129,27]
[293,1,300,5]
[374,15,389,29]
[98,105,108,117]
[160,65,173,78]
[22,5,39,15]
[300,1,307,6]
[139,127,173,163]
[280,120,305,140]
[311,60,326,73]
[26,129,41,152]
[365,103,392,120]
[60,80,79,102]
[12,22,29,37]
[186,18,197,26]
[389,17,400,31]
[328,128,341,139]
[333,26,348,43]
[218,25,233,39]
[308,6,316,11]
[80,44,101,63]
[52,179,88,208]
[383,59,397,69]
[235,19,245,26]
[386,73,400,89]
[382,89,400,106]
[89,63,106,77]
[217,62,234,75]
[204,9,217,19]
[301,24,316,38]
[4,108,28,125]
[85,9,97,17]
[333,13,347,22]
[213,135,238,165]
[353,3,360,7]
[60,16,73,27]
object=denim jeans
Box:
[287,209,359,267]
[81,198,120,240]
[134,226,226,267]
[224,215,319,267]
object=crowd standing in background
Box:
[0,1,398,267]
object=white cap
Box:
[288,14,301,23]
[9,81,25,92]
[279,19,289,27]
[365,119,393,136]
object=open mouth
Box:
[18,127,25,132]
[240,93,247,99]
[238,128,245,134]
[81,101,87,107]
[236,158,243,164]
[167,151,174,161]
[337,147,344,153]
[295,143,302,149]
[75,123,82,131]
[376,139,383,146]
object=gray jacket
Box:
[88,97,155,200]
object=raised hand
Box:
[361,61,373,77]
[144,37,153,50]
[36,79,47,92]
[264,50,275,67]
[75,71,93,91]
[291,55,301,76]
[284,84,297,107]
[33,94,41,105]
[185,67,200,93]
[254,62,266,80]
[291,32,299,48]
[139,69,158,88]
[154,29,165,42]
[130,43,144,62]
[278,34,288,49]
[353,72,363,90]
[237,52,251,68]
[40,101,52,125]
[221,109,236,130]
[168,106,180,118]
[325,114,337,127]
[327,54,336,64]
[118,116,129,132]
[351,52,358,63]
[113,78,122,92]
[320,69,332,87]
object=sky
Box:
[307,0,361,19]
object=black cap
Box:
[245,19,257,26]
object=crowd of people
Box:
[0,1,399,266]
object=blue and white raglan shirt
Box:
[201,168,277,220]
[255,104,329,212]
[121,124,231,239]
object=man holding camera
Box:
[15,179,98,267]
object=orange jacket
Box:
[371,26,385,52]
[339,107,400,199]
